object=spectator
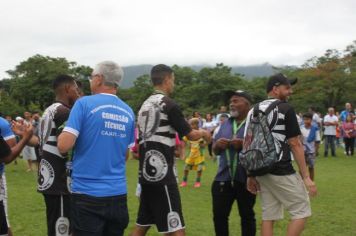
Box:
[202,113,217,158]
[342,114,355,156]
[323,107,339,157]
[340,102,355,122]
[212,90,256,236]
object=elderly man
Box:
[212,90,256,236]
[58,61,135,236]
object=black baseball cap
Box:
[225,90,253,103]
[266,73,298,93]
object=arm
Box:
[1,123,33,164]
[57,132,77,154]
[288,136,317,197]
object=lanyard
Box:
[225,119,245,182]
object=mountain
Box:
[121,63,278,88]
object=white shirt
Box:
[300,126,321,153]
[323,114,338,136]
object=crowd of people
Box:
[0,62,355,236]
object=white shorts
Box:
[256,173,311,221]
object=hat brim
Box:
[224,90,252,103]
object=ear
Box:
[96,75,105,86]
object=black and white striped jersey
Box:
[248,99,300,175]
[37,102,70,194]
[138,92,191,185]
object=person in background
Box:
[300,113,320,181]
[340,102,355,122]
[323,107,339,157]
[180,118,210,188]
[202,113,217,158]
[192,111,205,128]
[22,111,37,171]
[342,114,355,156]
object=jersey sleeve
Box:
[63,100,84,137]
[167,102,191,138]
[285,106,301,139]
[0,119,15,141]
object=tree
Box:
[5,54,92,110]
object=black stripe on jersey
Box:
[155,132,176,139]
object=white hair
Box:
[93,61,124,87]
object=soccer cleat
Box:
[180,181,187,187]
[194,182,201,188]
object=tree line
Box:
[1,41,356,117]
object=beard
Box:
[230,110,239,118]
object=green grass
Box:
[5,147,356,235]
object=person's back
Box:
[67,93,134,196]
[58,61,135,236]
[132,64,210,236]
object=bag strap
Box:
[253,99,284,117]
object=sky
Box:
[1,0,355,79]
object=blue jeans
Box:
[71,193,129,236]
[324,135,336,156]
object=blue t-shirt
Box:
[63,93,135,197]
[0,117,15,175]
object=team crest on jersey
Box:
[138,102,161,140]
[38,159,55,191]
[167,211,182,231]
[143,150,168,182]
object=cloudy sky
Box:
[1,0,355,78]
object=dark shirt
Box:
[253,99,301,176]
[213,118,247,183]
[0,135,10,160]
[138,93,191,185]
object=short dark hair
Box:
[150,64,173,86]
[52,74,75,90]
[303,112,313,119]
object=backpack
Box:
[239,100,284,176]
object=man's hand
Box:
[303,177,317,197]
[12,121,33,140]
[215,138,230,151]
[247,177,260,195]
[230,138,243,150]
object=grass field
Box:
[5,147,356,236]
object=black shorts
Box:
[0,201,8,235]
[43,194,71,236]
[136,184,185,233]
